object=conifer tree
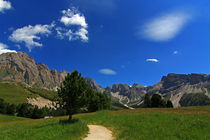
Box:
[58,70,90,121]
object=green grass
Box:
[0,118,88,140]
[27,87,58,101]
[0,81,38,104]
[0,115,29,123]
[0,106,210,140]
[0,81,58,104]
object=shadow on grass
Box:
[59,118,79,125]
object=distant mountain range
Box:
[0,52,209,108]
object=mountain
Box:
[0,52,67,90]
[84,77,105,93]
[85,73,210,108]
[0,52,209,108]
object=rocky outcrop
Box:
[27,97,55,109]
[84,77,105,93]
[87,73,210,108]
[0,52,67,89]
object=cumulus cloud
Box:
[140,11,191,41]
[60,9,88,28]
[99,69,117,75]
[9,23,54,51]
[75,28,88,41]
[58,8,88,42]
[56,27,88,42]
[8,8,88,51]
[146,59,159,63]
[0,42,16,55]
[0,0,11,13]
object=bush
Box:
[166,100,173,108]
[144,94,173,108]
[0,98,6,114]
[32,106,47,119]
[151,94,164,107]
[144,94,151,107]
[17,103,34,118]
[87,91,111,112]
[6,104,16,115]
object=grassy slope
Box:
[0,81,37,104]
[0,115,29,123]
[0,106,210,140]
[0,81,57,104]
[27,87,58,101]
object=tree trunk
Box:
[68,109,73,121]
[68,114,72,121]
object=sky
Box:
[1,0,210,87]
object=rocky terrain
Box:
[0,52,209,108]
[85,73,210,108]
[0,52,68,89]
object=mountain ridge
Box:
[0,52,209,108]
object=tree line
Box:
[144,93,173,108]
[0,70,112,119]
[0,99,67,118]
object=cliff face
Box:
[85,73,210,108]
[0,52,68,89]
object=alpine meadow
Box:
[0,0,210,140]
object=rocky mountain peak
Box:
[0,52,68,89]
[132,83,144,89]
[161,73,210,89]
[84,77,105,93]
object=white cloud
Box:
[9,23,54,51]
[58,8,88,42]
[173,50,178,54]
[75,28,88,42]
[141,11,191,41]
[0,0,11,13]
[146,59,159,63]
[0,42,16,55]
[60,9,88,28]
[99,69,117,75]
[56,27,88,42]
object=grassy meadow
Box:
[0,81,37,104]
[0,81,57,104]
[0,106,210,140]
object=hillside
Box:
[0,80,56,105]
[0,52,210,108]
[0,106,210,140]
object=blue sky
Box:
[1,0,210,87]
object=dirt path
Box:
[84,125,114,140]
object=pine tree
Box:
[57,70,90,121]
[151,94,162,107]
[144,94,151,107]
[166,100,173,108]
[0,98,6,114]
